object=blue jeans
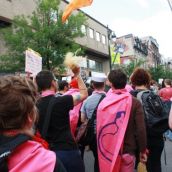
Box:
[54,150,85,172]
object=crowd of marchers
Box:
[0,54,172,172]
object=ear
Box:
[26,114,34,129]
[27,107,37,128]
[51,80,57,91]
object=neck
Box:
[135,85,147,90]
[165,85,171,88]
[3,128,34,137]
[58,90,65,94]
[94,88,104,92]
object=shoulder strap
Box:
[41,96,56,139]
[0,134,30,172]
[136,90,150,104]
[92,93,106,117]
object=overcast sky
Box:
[80,0,172,59]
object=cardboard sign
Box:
[25,49,42,76]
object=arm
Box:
[134,99,147,162]
[169,104,172,129]
[72,74,88,106]
[80,100,88,123]
[81,112,88,123]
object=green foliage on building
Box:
[0,0,87,72]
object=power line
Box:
[167,0,172,12]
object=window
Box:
[96,32,101,42]
[88,59,103,72]
[80,57,87,68]
[81,25,86,35]
[89,28,94,39]
[88,59,95,69]
[102,35,106,44]
[95,61,103,72]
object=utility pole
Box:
[167,0,172,12]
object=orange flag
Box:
[62,0,93,23]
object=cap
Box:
[91,76,107,82]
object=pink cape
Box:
[65,89,82,136]
[8,140,56,172]
[97,89,132,172]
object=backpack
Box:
[136,90,171,134]
[76,94,106,146]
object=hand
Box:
[72,66,80,76]
[139,152,147,163]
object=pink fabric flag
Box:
[65,88,82,137]
[97,89,132,172]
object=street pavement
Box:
[83,139,172,172]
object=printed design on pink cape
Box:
[97,90,132,172]
[98,111,125,162]
[64,89,82,136]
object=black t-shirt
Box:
[37,95,78,150]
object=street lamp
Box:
[107,26,116,70]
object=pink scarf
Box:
[41,90,55,97]
[8,140,56,172]
[97,89,132,172]
[64,88,82,136]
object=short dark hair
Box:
[58,80,69,91]
[0,76,37,131]
[164,79,172,86]
[36,70,55,91]
[108,69,127,89]
[130,68,151,87]
[92,81,104,89]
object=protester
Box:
[97,69,147,172]
[35,68,88,172]
[80,75,107,172]
[158,79,172,141]
[57,80,69,95]
[159,79,172,101]
[130,67,163,172]
[168,98,172,129]
[150,80,159,94]
[64,77,85,137]
[0,76,66,172]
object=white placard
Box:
[25,49,42,76]
[158,78,163,84]
[62,76,71,83]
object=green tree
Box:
[121,59,146,78]
[0,0,87,72]
[149,65,172,81]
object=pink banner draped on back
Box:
[97,89,132,172]
[65,89,82,137]
[8,141,56,172]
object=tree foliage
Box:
[0,0,87,72]
[121,59,146,78]
[149,65,172,81]
[122,59,172,82]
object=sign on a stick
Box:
[25,49,42,76]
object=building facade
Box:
[114,34,161,67]
[142,36,161,67]
[0,0,111,75]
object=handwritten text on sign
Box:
[25,50,42,75]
